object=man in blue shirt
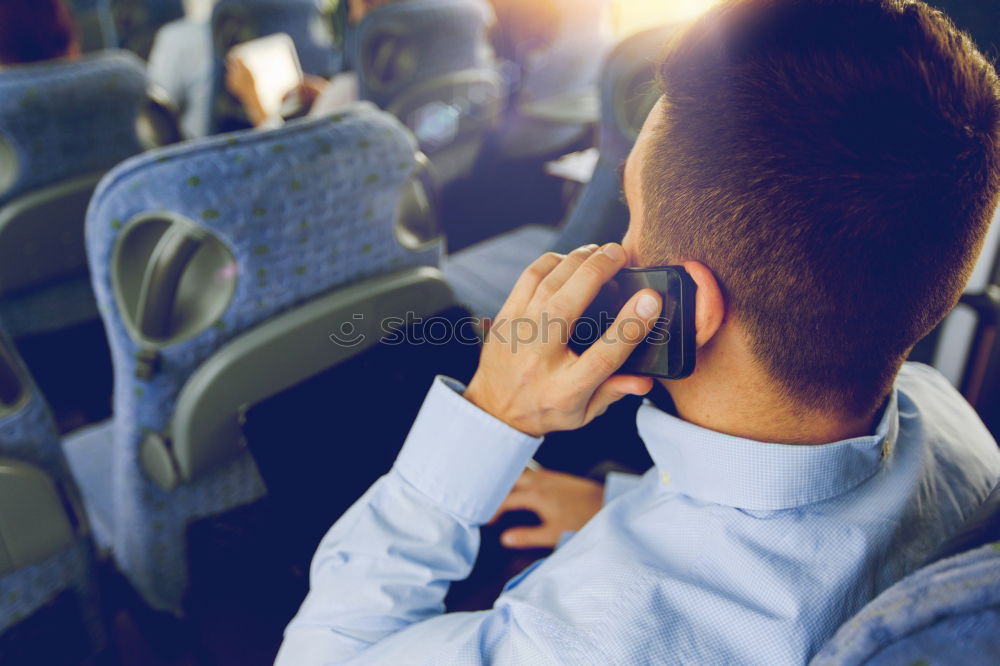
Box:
[276,0,1000,663]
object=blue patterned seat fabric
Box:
[0,328,102,651]
[65,104,441,615]
[209,0,338,134]
[444,25,676,318]
[99,0,185,60]
[0,50,147,208]
[810,539,1000,665]
[0,50,148,338]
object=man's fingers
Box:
[525,245,600,313]
[575,289,663,387]
[500,526,561,550]
[487,490,537,524]
[546,243,629,321]
[495,252,565,321]
[584,375,654,423]
[572,288,662,387]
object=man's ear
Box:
[680,261,725,348]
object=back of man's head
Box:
[640,0,1000,416]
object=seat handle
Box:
[135,224,207,341]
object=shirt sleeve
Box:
[275,376,543,665]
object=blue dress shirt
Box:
[276,363,1000,665]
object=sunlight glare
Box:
[610,0,719,38]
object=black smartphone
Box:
[569,266,697,379]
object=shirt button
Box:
[660,472,672,486]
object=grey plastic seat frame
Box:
[141,266,460,488]
[0,173,103,300]
[0,459,77,578]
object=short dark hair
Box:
[640,0,1000,415]
[0,0,78,65]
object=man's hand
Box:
[464,243,662,437]
[490,467,604,549]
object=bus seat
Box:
[0,331,102,662]
[0,51,147,339]
[811,482,1000,666]
[100,0,185,60]
[353,0,501,187]
[62,106,443,615]
[494,0,612,162]
[445,25,676,318]
[208,0,338,134]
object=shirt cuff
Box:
[394,376,543,524]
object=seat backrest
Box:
[352,0,495,109]
[85,104,442,613]
[810,481,1000,666]
[100,0,185,60]
[0,330,100,657]
[208,0,338,133]
[352,0,499,185]
[0,51,147,298]
[550,24,676,253]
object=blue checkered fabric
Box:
[208,0,339,134]
[0,50,146,207]
[351,0,495,110]
[66,104,441,615]
[0,329,102,649]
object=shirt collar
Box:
[636,389,899,511]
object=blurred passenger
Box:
[0,0,80,67]
[146,0,215,138]
[276,1,1000,663]
[226,0,399,126]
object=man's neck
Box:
[659,332,878,446]
[663,376,876,445]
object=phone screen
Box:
[229,33,304,118]
[569,266,696,379]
